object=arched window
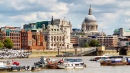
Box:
[51,36,53,41]
[60,36,61,41]
[57,36,58,41]
[54,36,56,41]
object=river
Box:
[1,56,130,73]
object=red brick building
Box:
[21,30,46,50]
[70,35,80,47]
[0,26,21,49]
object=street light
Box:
[56,42,60,56]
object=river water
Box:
[1,56,130,73]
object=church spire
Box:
[88,5,92,15]
[51,16,54,25]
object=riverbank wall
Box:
[29,49,82,58]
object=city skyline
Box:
[0,0,130,35]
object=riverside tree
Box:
[84,43,89,47]
[0,41,3,49]
[89,40,100,47]
[4,38,13,49]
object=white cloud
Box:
[0,0,4,4]
[118,1,130,8]
[51,2,69,12]
[0,22,5,27]
[10,13,37,22]
[36,11,66,19]
[10,0,25,11]
[124,17,130,23]
[0,0,130,35]
[124,11,130,16]
[102,13,119,20]
[85,0,115,5]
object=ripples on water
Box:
[1,56,130,73]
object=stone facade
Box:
[43,16,72,50]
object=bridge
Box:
[76,47,97,56]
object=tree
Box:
[0,41,3,49]
[3,38,13,49]
[89,40,100,47]
[84,43,89,47]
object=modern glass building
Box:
[23,21,50,31]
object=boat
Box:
[45,58,58,69]
[126,57,130,65]
[89,56,110,62]
[100,57,128,66]
[0,60,10,70]
[32,56,59,69]
[57,58,86,69]
[0,60,29,72]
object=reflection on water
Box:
[1,56,130,73]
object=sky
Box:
[0,0,130,35]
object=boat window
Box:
[80,63,84,65]
[75,64,79,66]
[66,59,82,62]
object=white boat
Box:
[57,59,86,69]
[0,60,10,70]
[89,55,110,62]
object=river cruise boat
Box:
[57,59,86,69]
[100,56,128,66]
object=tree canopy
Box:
[84,43,89,47]
[89,40,100,47]
[0,41,3,49]
[4,38,13,49]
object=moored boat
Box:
[0,60,10,71]
[57,58,86,69]
[100,57,128,66]
[89,56,110,62]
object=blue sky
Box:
[0,0,130,35]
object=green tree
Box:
[4,38,13,49]
[0,41,3,49]
[89,40,100,47]
[84,43,89,47]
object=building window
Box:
[51,36,53,41]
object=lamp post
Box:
[57,42,60,56]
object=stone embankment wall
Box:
[105,50,119,56]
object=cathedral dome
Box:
[84,5,96,22]
[85,15,96,21]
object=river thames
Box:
[1,56,130,73]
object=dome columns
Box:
[85,25,98,31]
